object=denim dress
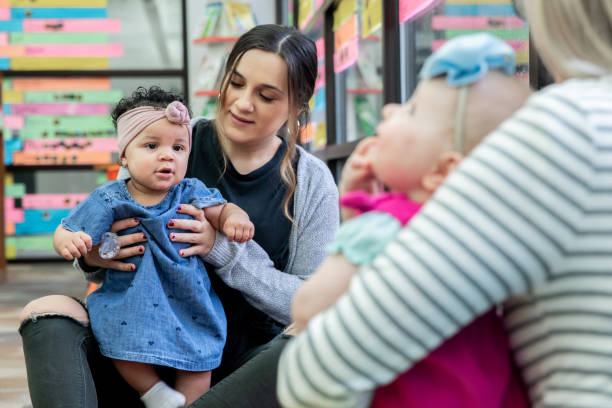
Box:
[61,178,227,371]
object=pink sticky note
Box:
[22,193,89,209]
[315,37,325,61]
[399,0,442,24]
[3,115,24,129]
[23,18,121,33]
[432,39,527,52]
[23,138,117,152]
[334,36,359,74]
[5,208,24,223]
[0,7,9,20]
[9,103,109,115]
[5,197,14,210]
[0,32,7,45]
[432,15,525,30]
[25,44,123,57]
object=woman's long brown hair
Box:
[215,25,317,222]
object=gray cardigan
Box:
[80,144,339,325]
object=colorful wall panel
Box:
[0,0,120,70]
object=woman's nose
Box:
[235,91,254,112]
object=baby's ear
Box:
[421,151,463,193]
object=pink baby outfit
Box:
[339,191,528,408]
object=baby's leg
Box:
[175,370,212,405]
[113,359,185,408]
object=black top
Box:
[186,119,294,271]
[186,119,296,382]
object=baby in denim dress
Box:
[53,88,254,408]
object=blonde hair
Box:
[525,0,612,79]
[460,71,531,154]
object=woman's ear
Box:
[421,151,463,193]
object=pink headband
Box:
[116,101,192,158]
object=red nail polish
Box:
[139,247,144,253]
[142,233,146,240]
[170,233,175,240]
[133,218,139,224]
[177,206,182,211]
[168,221,174,227]
[179,251,184,257]
[131,265,136,271]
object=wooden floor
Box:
[0,261,87,408]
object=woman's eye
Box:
[230,80,243,88]
[260,94,274,102]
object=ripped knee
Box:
[19,295,89,326]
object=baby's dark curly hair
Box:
[111,86,191,129]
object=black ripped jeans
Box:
[19,280,290,408]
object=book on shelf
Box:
[196,2,222,38]
[224,2,257,34]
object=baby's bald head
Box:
[423,70,531,155]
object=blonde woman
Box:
[279,1,612,407]
[19,25,339,407]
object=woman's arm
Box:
[205,180,339,325]
[278,91,575,407]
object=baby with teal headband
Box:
[287,33,532,408]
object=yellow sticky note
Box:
[314,121,326,148]
[298,0,313,29]
[516,50,528,65]
[2,89,23,103]
[333,0,357,30]
[362,0,382,38]
[5,172,14,185]
[10,0,106,6]
[6,243,16,260]
[11,57,109,70]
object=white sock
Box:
[140,381,186,408]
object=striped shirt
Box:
[277,77,612,408]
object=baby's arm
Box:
[53,225,93,261]
[291,254,358,333]
[203,203,254,243]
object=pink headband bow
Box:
[116,101,192,158]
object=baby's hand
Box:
[222,211,254,243]
[56,231,92,261]
[338,136,384,196]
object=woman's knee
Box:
[19,295,89,325]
